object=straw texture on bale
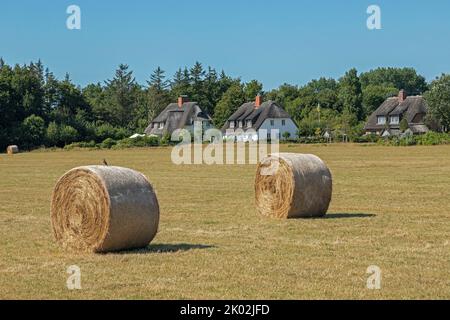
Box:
[6,145,19,155]
[255,153,332,218]
[51,166,159,253]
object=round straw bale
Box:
[6,145,19,155]
[51,166,159,253]
[255,153,332,218]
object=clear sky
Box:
[1,0,450,89]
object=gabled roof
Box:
[373,97,400,116]
[390,96,428,122]
[223,100,293,132]
[364,93,428,131]
[145,101,212,135]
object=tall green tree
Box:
[147,66,169,91]
[213,83,245,128]
[362,84,398,116]
[134,67,172,131]
[104,64,140,127]
[338,68,364,121]
[424,74,450,132]
[21,114,46,149]
[360,67,428,95]
[171,67,191,98]
[244,80,264,101]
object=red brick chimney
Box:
[398,90,407,102]
[255,95,262,108]
[178,95,189,108]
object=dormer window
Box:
[239,121,243,128]
[390,116,399,125]
[159,123,164,129]
[229,121,235,129]
[246,120,252,128]
[377,116,386,125]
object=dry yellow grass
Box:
[0,144,449,299]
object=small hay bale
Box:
[51,166,160,253]
[255,153,332,218]
[6,145,19,155]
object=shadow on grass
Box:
[318,213,376,219]
[117,243,216,255]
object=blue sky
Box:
[1,0,450,89]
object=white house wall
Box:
[224,118,298,141]
[258,118,298,140]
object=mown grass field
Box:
[0,144,449,299]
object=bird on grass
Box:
[102,159,109,166]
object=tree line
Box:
[1,58,449,150]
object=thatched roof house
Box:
[222,96,298,141]
[145,96,212,137]
[364,90,429,136]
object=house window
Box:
[159,123,164,129]
[153,123,158,128]
[390,116,400,125]
[230,121,235,129]
[239,121,243,128]
[247,120,252,128]
[377,116,386,125]
[282,120,286,126]
[270,120,275,126]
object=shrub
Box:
[416,132,450,145]
[64,140,98,150]
[59,125,79,145]
[376,132,450,146]
[112,136,159,149]
[297,136,326,144]
[161,132,172,146]
[353,134,380,143]
[46,122,79,147]
[95,123,118,142]
[21,115,46,149]
[282,132,291,141]
[398,136,417,146]
[46,122,60,146]
[101,138,117,149]
[400,118,409,132]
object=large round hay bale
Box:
[51,166,159,253]
[6,145,19,155]
[255,153,332,218]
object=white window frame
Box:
[229,121,235,129]
[247,120,252,128]
[377,116,386,125]
[159,122,164,129]
[239,121,243,128]
[282,119,286,126]
[390,116,400,125]
[270,120,275,126]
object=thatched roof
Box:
[145,102,212,136]
[222,100,293,132]
[364,92,429,132]
[409,124,429,134]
